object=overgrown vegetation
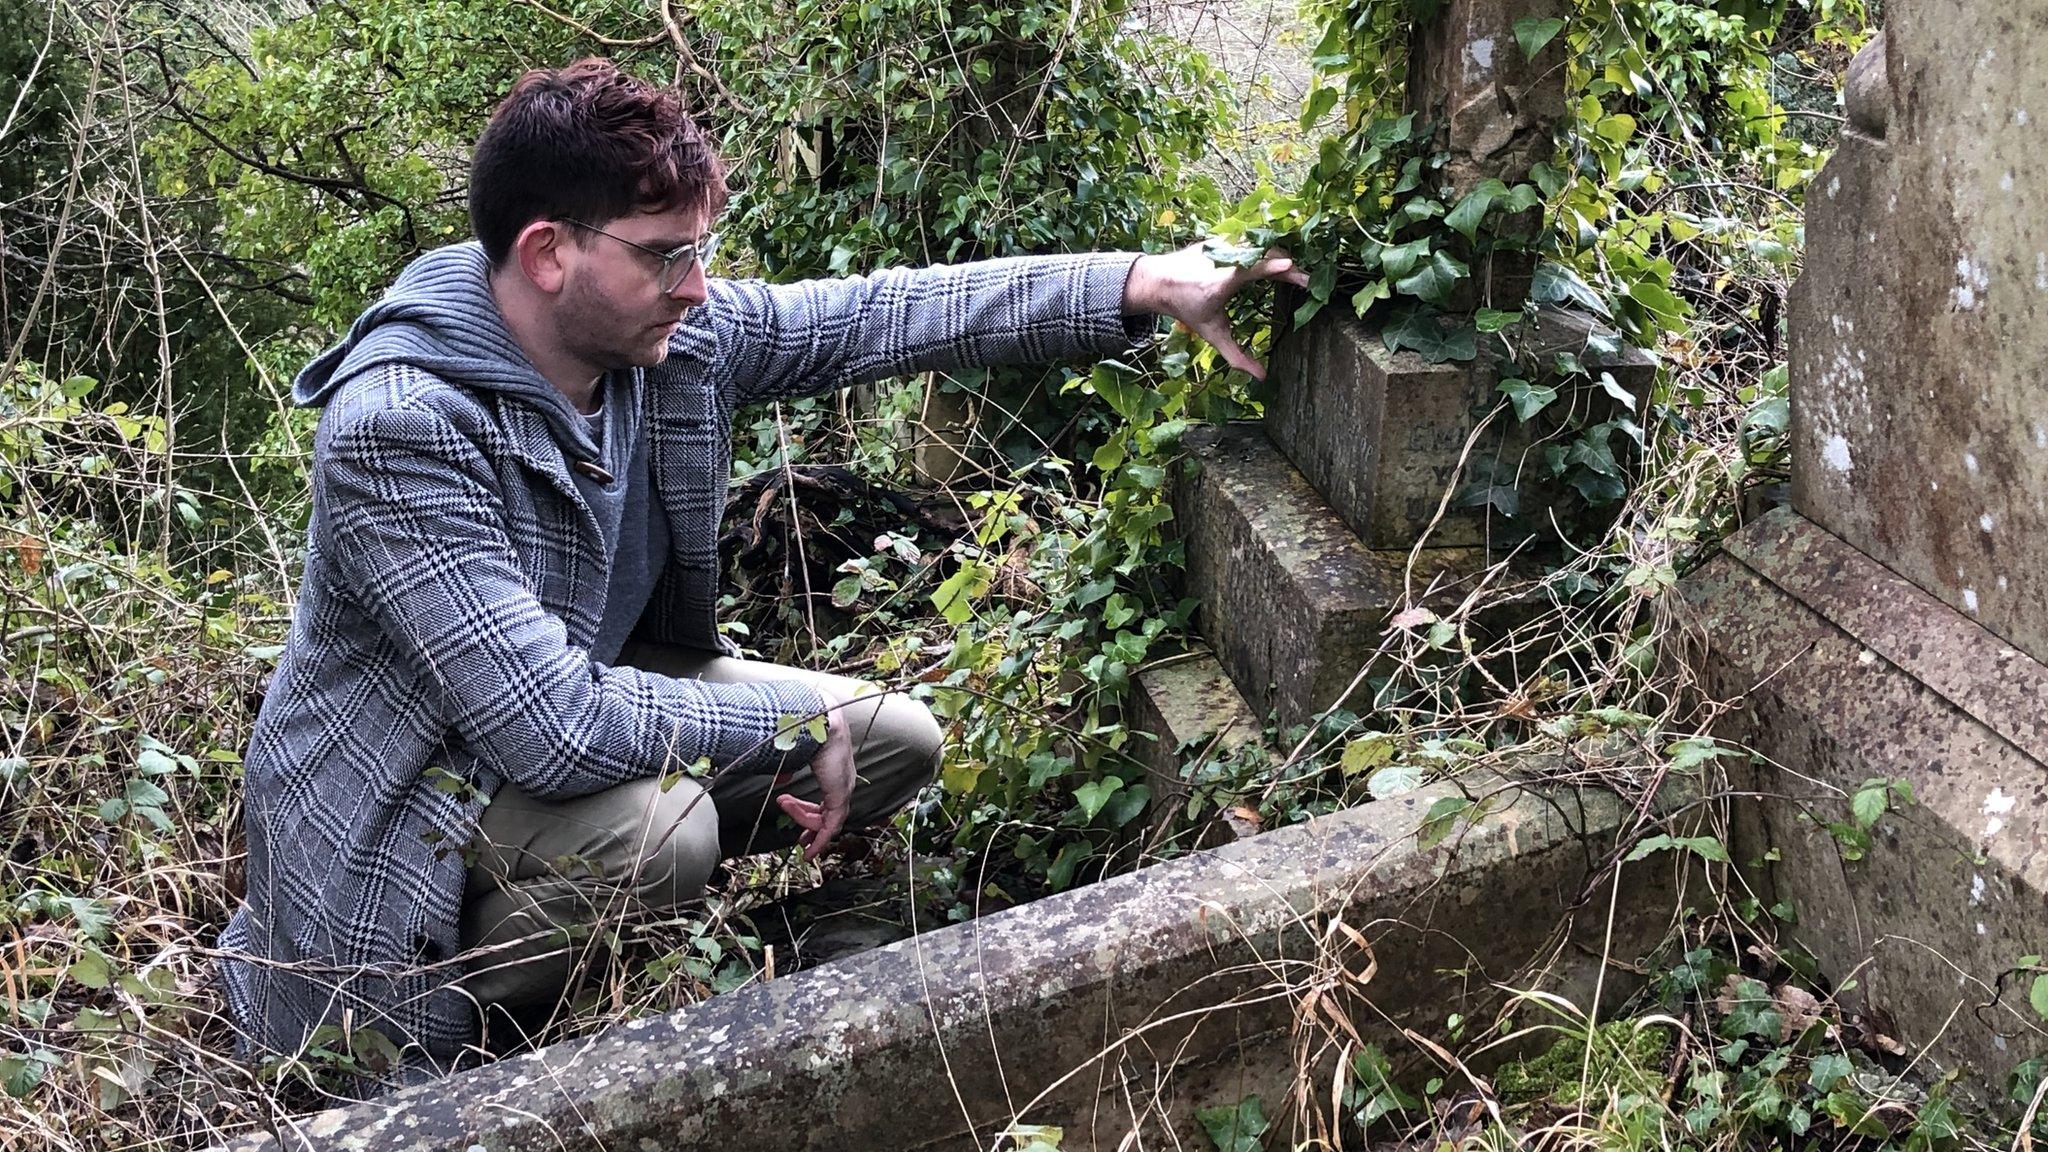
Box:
[8,0,2045,1147]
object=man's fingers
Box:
[1243,258,1310,289]
[776,793,824,828]
[809,808,848,861]
[1191,320,1266,380]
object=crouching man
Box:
[217,57,1305,1087]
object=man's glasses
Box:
[561,219,719,294]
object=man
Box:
[218,57,1305,1085]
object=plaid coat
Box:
[218,244,1149,1081]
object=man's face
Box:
[552,201,714,372]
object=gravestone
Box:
[1679,10,2048,1086]
[1153,0,1650,740]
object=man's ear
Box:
[513,220,574,295]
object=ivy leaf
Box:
[69,946,112,990]
[1530,261,1612,317]
[1072,777,1124,822]
[1,1050,56,1099]
[1513,15,1565,60]
[1394,251,1469,306]
[1444,179,1508,240]
[1366,112,1416,147]
[1196,1095,1267,1152]
[1201,237,1267,268]
[1808,1052,1853,1092]
[1377,238,1431,279]
[1046,842,1087,890]
[931,560,991,625]
[1595,113,1638,144]
[1103,782,1150,828]
[1339,735,1395,775]
[1350,279,1391,316]
[1367,764,1423,800]
[1474,308,1521,332]
[1851,782,1890,830]
[1497,377,1557,421]
[1300,84,1340,131]
[1719,976,1783,1039]
[1625,834,1731,864]
[2031,974,2048,1020]
[1626,278,1688,322]
[1596,371,1637,410]
[1390,197,1444,228]
[1567,432,1620,477]
[940,761,985,795]
[1381,309,1477,363]
[1503,183,1544,213]
[1667,738,1740,770]
[1418,794,1472,849]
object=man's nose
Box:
[668,260,710,306]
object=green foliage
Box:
[1195,1094,1267,1152]
[1496,1018,1674,1107]
[1204,0,1870,528]
[697,0,1222,274]
[150,0,645,330]
[1472,944,1981,1150]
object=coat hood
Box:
[293,241,602,462]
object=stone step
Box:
[1126,651,1268,851]
[1175,423,1491,731]
[1264,303,1658,550]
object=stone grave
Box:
[1138,0,1652,781]
[1677,5,2048,1087]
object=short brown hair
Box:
[468,59,727,265]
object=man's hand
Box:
[774,688,855,861]
[1123,242,1312,379]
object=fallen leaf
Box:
[1390,606,1437,630]
[1772,983,1823,1041]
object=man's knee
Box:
[872,691,942,778]
[621,778,723,908]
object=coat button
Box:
[573,460,614,484]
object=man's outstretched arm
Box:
[690,244,1307,405]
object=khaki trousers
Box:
[454,642,941,1012]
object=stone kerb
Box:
[1680,509,2048,1081]
[223,777,1673,1152]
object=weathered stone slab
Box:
[1678,509,2048,1083]
[1127,652,1267,849]
[1175,423,1487,729]
[222,775,1674,1152]
[1265,306,1655,550]
[1787,23,2048,666]
[1406,0,1569,202]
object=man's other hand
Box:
[775,687,855,861]
[1122,242,1312,379]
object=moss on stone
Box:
[1496,1018,1674,1107]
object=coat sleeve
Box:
[704,252,1156,405]
[318,403,825,799]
